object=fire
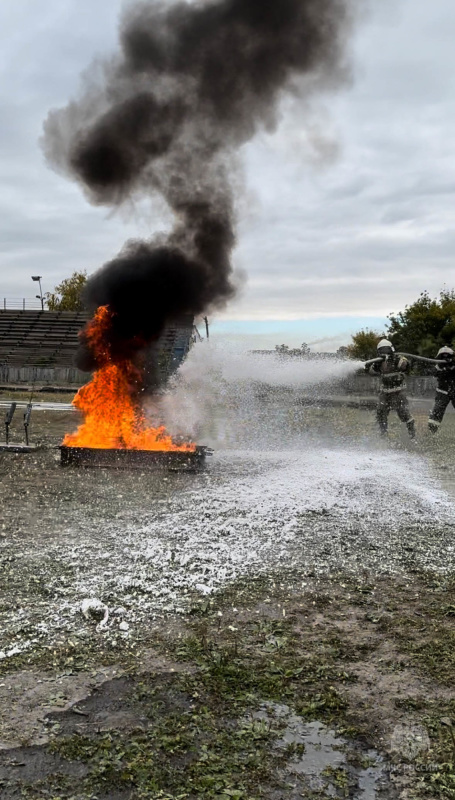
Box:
[63,306,195,452]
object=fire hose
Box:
[363,357,384,367]
[396,353,446,365]
[364,353,446,367]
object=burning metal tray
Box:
[60,444,211,471]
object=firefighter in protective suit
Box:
[428,346,455,433]
[365,340,415,438]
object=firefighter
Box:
[428,346,455,433]
[365,339,415,438]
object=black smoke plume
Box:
[43,0,357,374]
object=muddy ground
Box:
[0,396,455,798]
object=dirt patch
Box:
[0,664,121,748]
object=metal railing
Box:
[1,298,45,310]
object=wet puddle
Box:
[252,703,390,798]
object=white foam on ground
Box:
[2,441,455,655]
[57,445,455,617]
[2,344,454,654]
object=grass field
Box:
[0,399,454,798]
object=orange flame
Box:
[63,306,195,452]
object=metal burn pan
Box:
[60,444,211,471]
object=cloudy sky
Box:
[1,0,454,349]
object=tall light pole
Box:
[31,276,44,310]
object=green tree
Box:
[46,271,87,311]
[387,290,455,357]
[274,343,311,356]
[346,329,384,361]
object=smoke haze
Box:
[42,0,358,372]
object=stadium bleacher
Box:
[0,310,195,377]
[157,315,195,380]
[0,310,89,368]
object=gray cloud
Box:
[1,0,454,322]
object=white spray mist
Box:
[156,341,361,448]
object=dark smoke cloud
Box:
[42,0,357,373]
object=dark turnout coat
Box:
[434,360,455,395]
[366,354,411,393]
[365,355,414,435]
[429,360,455,428]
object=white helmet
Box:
[377,339,395,352]
[437,346,454,358]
